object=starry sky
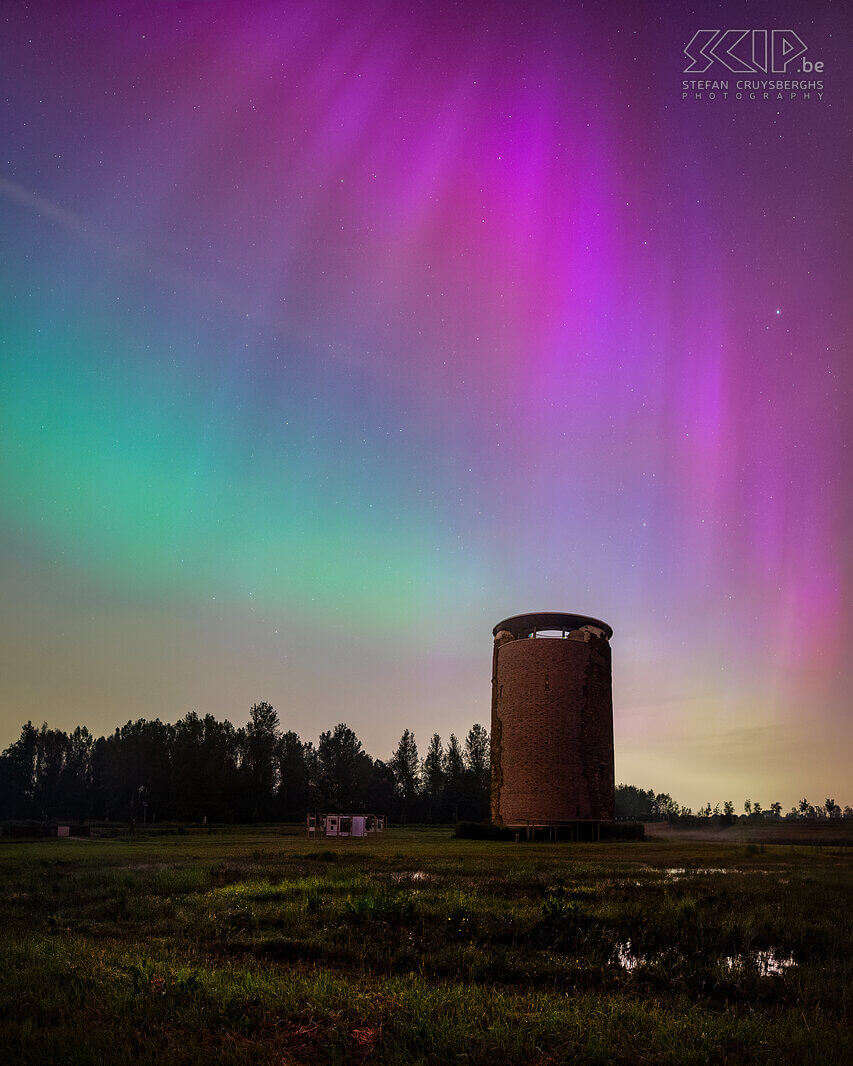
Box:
[1,1,850,810]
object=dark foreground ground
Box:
[0,827,849,1064]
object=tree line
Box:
[615,784,853,822]
[0,705,490,825]
[4,715,846,827]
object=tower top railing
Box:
[493,612,612,640]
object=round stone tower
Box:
[490,612,615,827]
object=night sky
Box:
[1,1,850,809]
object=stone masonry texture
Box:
[491,634,615,825]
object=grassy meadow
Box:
[0,826,850,1064]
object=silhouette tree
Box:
[32,724,72,819]
[97,719,172,821]
[390,729,419,822]
[316,724,373,811]
[302,741,321,810]
[171,712,205,820]
[463,724,490,820]
[4,708,847,830]
[615,785,657,820]
[442,733,465,822]
[653,793,679,819]
[204,715,242,821]
[242,702,280,820]
[276,730,309,820]
[366,759,396,817]
[170,713,240,822]
[421,734,445,822]
[55,726,94,821]
[0,722,41,819]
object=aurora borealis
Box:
[1,1,849,809]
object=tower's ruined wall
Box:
[490,619,614,825]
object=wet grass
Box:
[0,827,849,1063]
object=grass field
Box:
[0,826,849,1064]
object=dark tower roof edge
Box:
[493,612,613,640]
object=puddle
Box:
[664,867,730,875]
[614,941,643,970]
[389,870,431,883]
[613,942,794,976]
[727,950,795,976]
[662,867,781,878]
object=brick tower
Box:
[490,612,615,830]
